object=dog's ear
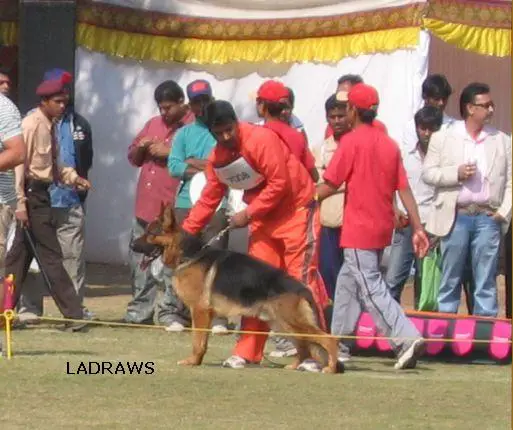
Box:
[159,201,167,218]
[162,204,177,231]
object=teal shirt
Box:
[168,120,226,209]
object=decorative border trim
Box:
[76,0,425,41]
[427,0,511,29]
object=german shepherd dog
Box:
[131,203,341,374]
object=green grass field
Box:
[1,265,511,430]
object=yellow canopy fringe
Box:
[423,18,511,57]
[76,23,420,65]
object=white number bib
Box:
[214,156,265,190]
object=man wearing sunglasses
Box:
[422,82,511,317]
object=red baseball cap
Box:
[257,80,289,103]
[348,83,379,110]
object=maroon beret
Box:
[35,79,69,97]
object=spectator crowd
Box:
[0,67,510,370]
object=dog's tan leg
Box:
[285,339,309,370]
[310,336,339,374]
[277,297,339,374]
[177,306,213,366]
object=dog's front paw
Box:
[321,364,341,374]
[177,356,202,366]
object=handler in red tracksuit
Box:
[182,100,329,369]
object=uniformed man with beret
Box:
[5,73,90,330]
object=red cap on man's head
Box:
[348,83,379,110]
[257,80,289,103]
[36,79,69,97]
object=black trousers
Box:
[6,181,82,319]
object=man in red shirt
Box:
[182,100,329,369]
[317,83,430,370]
[125,80,194,325]
[257,80,318,182]
[325,74,387,138]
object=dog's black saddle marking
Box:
[181,233,317,311]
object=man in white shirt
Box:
[385,74,456,305]
[422,83,511,317]
[385,106,443,304]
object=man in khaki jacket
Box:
[313,92,351,301]
[422,82,511,316]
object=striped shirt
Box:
[0,94,21,205]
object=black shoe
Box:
[121,318,154,326]
[57,321,89,333]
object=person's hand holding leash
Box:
[74,177,91,191]
[15,209,29,227]
[229,210,250,228]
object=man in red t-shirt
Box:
[325,74,387,138]
[317,83,430,370]
[256,80,318,182]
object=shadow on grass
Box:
[84,285,132,298]
[15,350,98,357]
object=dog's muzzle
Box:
[130,235,163,270]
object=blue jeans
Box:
[385,226,417,305]
[318,226,343,301]
[439,213,500,316]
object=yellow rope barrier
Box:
[2,313,510,360]
[28,315,513,344]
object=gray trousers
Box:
[17,204,87,315]
[331,248,421,355]
[125,209,229,326]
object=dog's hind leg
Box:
[177,306,213,366]
[287,298,340,374]
[284,339,310,370]
[305,331,340,374]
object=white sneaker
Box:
[394,338,426,370]
[222,355,247,369]
[165,321,185,332]
[17,312,40,323]
[297,359,322,373]
[269,347,298,358]
[337,352,352,363]
[211,324,229,335]
[83,309,97,321]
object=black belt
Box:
[25,179,52,192]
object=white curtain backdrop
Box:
[93,0,424,18]
[73,30,430,264]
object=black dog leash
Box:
[139,226,232,271]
